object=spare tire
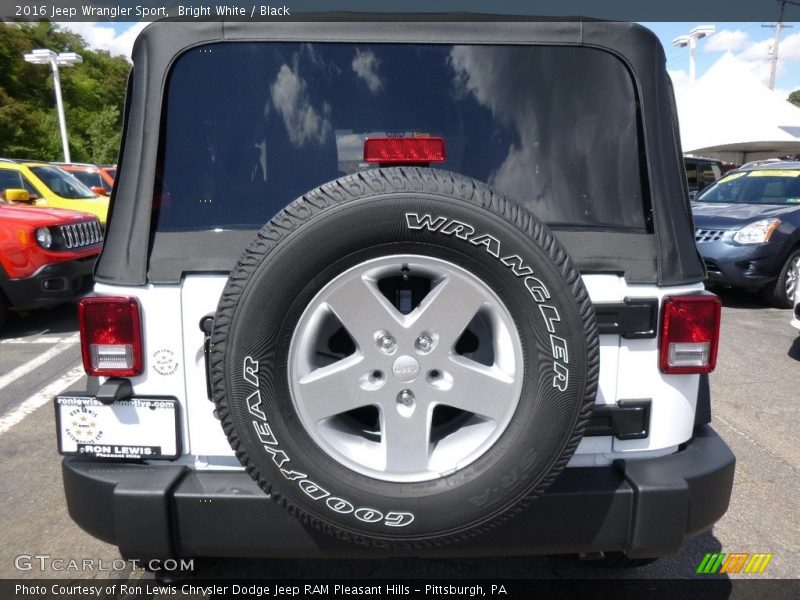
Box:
[210,167,599,546]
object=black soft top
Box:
[97,16,704,287]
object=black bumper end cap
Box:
[617,425,735,558]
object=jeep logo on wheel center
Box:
[392,355,420,382]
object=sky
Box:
[643,22,800,99]
[58,21,800,100]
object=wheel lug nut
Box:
[397,389,415,406]
[377,334,397,354]
[415,333,433,353]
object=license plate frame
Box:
[55,395,181,460]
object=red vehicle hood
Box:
[0,203,96,226]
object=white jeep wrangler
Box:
[55,16,734,565]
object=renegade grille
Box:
[695,229,725,243]
[59,221,103,249]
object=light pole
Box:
[23,49,83,163]
[672,25,716,83]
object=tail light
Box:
[364,137,446,164]
[659,295,721,374]
[78,296,143,377]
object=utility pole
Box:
[763,0,792,91]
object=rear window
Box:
[155,42,647,233]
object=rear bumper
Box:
[61,425,734,560]
[1,257,96,310]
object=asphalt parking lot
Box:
[0,289,798,583]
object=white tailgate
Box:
[99,272,705,467]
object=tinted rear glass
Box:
[156,42,646,232]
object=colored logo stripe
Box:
[744,554,773,574]
[720,553,749,573]
[696,552,773,574]
[697,553,726,574]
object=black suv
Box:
[693,161,800,307]
[56,17,734,565]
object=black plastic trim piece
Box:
[586,400,651,440]
[96,378,133,405]
[695,373,712,427]
[199,314,214,399]
[199,314,214,335]
[594,297,659,338]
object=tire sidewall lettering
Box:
[354,508,384,524]
[326,497,355,514]
[406,211,572,391]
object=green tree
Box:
[86,105,121,164]
[0,21,130,163]
[789,90,800,109]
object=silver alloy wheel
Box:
[786,255,800,300]
[288,255,524,483]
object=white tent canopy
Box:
[676,52,800,164]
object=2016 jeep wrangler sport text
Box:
[56,17,735,563]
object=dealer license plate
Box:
[55,395,180,460]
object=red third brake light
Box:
[363,137,446,164]
[78,296,143,377]
[659,295,722,374]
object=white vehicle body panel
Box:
[94,273,706,470]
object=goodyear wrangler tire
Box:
[210,167,599,546]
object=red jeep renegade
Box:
[0,199,103,327]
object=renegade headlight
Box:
[733,219,781,245]
[35,227,53,248]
